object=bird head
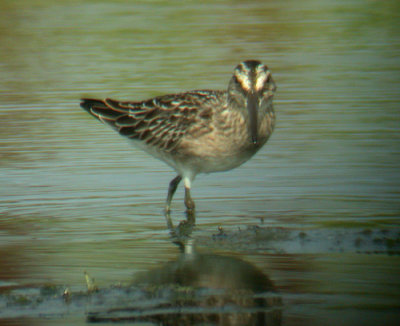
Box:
[228,60,276,145]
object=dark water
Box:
[1,0,400,325]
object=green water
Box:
[1,0,399,325]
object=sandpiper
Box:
[80,60,276,215]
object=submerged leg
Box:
[165,175,182,213]
[183,177,195,214]
[184,187,195,211]
[184,186,196,222]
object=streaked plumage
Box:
[80,60,276,215]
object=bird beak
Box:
[247,91,259,145]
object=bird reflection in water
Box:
[88,226,282,325]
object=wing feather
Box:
[80,90,220,152]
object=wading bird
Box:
[80,60,276,216]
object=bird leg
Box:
[182,177,196,219]
[165,175,182,213]
[184,186,195,213]
[184,186,196,222]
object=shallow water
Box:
[1,0,400,325]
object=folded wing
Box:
[80,91,216,152]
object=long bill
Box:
[247,91,259,145]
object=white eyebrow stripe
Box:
[234,66,252,92]
[240,75,252,91]
[235,64,270,92]
[255,70,270,92]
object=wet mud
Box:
[1,225,398,324]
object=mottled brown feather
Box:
[81,91,218,152]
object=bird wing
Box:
[80,90,220,152]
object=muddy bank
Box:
[1,225,398,324]
[200,226,400,255]
[0,239,282,325]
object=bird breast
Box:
[175,109,274,174]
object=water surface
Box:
[0,0,399,325]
